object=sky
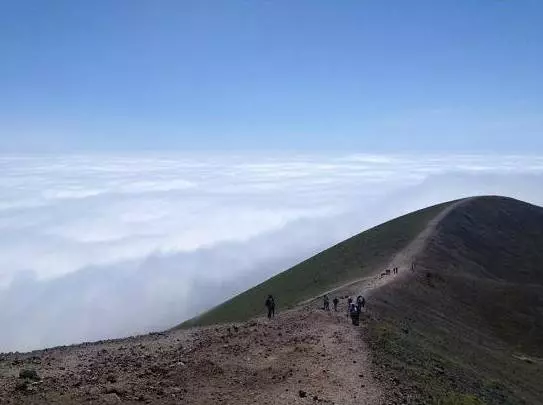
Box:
[0,1,543,352]
[1,0,542,152]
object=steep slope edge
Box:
[181,200,457,327]
[366,196,543,405]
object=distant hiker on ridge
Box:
[323,295,330,311]
[349,302,359,326]
[356,295,365,311]
[333,297,339,312]
[265,295,275,319]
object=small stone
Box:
[102,393,121,404]
[299,390,307,398]
[88,386,101,396]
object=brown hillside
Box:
[367,196,543,404]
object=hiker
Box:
[265,294,275,319]
[356,295,365,311]
[323,295,330,311]
[333,297,339,312]
[349,302,360,326]
[347,297,353,316]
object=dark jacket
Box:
[265,297,275,309]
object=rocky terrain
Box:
[0,297,387,404]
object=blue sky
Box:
[1,0,542,152]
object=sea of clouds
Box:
[1,153,543,352]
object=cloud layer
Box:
[1,153,543,352]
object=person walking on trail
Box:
[323,295,330,311]
[333,297,339,312]
[356,295,366,311]
[265,295,275,319]
[349,302,360,326]
[347,297,353,317]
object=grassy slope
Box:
[181,200,455,328]
[366,196,543,405]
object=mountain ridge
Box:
[366,195,543,404]
[181,198,462,327]
[1,195,542,405]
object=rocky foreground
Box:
[0,302,387,405]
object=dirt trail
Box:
[365,197,472,292]
[302,198,472,302]
[0,200,469,404]
[0,308,382,404]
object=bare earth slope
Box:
[366,196,543,404]
[0,307,383,405]
[1,196,542,405]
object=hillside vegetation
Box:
[182,200,455,327]
[366,196,543,404]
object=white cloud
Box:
[0,153,543,352]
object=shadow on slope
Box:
[366,196,543,405]
[181,200,456,327]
